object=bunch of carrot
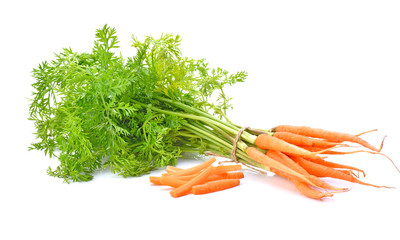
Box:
[151,125,395,200]
[244,125,395,199]
[149,157,244,197]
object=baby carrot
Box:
[246,147,315,186]
[273,125,379,152]
[273,131,342,149]
[255,134,320,159]
[297,155,366,177]
[192,179,240,195]
[266,150,346,191]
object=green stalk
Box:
[156,96,238,130]
[183,123,233,151]
[154,96,258,143]
[132,99,257,144]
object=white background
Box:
[1,0,400,239]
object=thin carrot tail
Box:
[271,168,335,200]
[326,149,400,174]
[355,129,378,137]
[351,177,395,189]
[294,157,394,189]
[378,135,386,152]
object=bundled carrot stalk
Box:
[150,157,244,198]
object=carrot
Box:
[149,176,163,185]
[214,164,242,174]
[165,165,182,173]
[246,146,315,187]
[255,134,321,159]
[292,156,392,188]
[167,173,199,181]
[292,153,366,177]
[266,150,308,175]
[273,125,380,152]
[271,168,334,200]
[163,157,216,177]
[170,165,216,198]
[273,131,343,149]
[192,179,240,195]
[266,150,346,191]
[207,171,244,181]
[160,177,187,188]
[225,171,244,179]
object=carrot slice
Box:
[169,165,216,198]
[163,157,216,177]
[192,179,240,195]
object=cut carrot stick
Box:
[214,164,242,174]
[160,177,187,188]
[225,171,244,179]
[192,179,240,195]
[166,173,199,181]
[273,125,380,152]
[163,157,216,177]
[292,156,393,188]
[165,165,182,173]
[170,165,216,198]
[255,134,320,159]
[206,172,245,181]
[149,176,163,185]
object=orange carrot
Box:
[149,176,163,185]
[292,156,392,188]
[273,131,343,149]
[255,134,320,159]
[291,153,366,177]
[165,165,182,173]
[207,172,244,181]
[266,150,308,175]
[225,171,244,179]
[170,165,216,198]
[246,146,315,186]
[163,157,216,177]
[266,150,346,191]
[167,173,199,181]
[192,179,240,195]
[214,164,242,174]
[274,125,380,152]
[160,177,187,188]
[271,168,334,200]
